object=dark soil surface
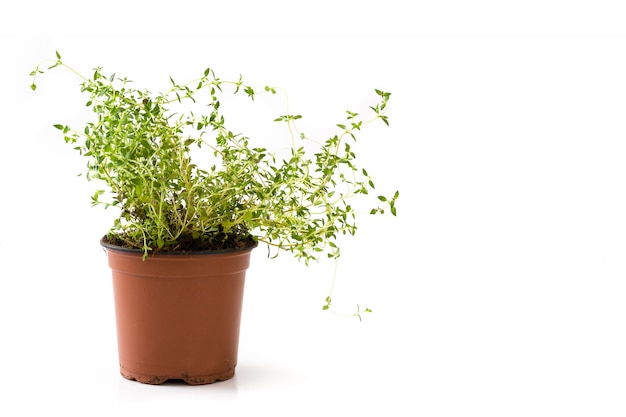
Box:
[101,233,257,253]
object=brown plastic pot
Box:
[101,239,256,385]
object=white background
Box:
[1,0,626,415]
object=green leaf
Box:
[377,195,387,202]
[244,86,255,98]
[55,51,61,59]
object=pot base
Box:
[120,366,236,385]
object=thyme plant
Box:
[31,52,398,267]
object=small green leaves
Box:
[91,189,104,206]
[243,85,255,99]
[29,66,45,90]
[370,191,399,216]
[370,89,391,125]
[31,51,398,279]
[354,305,372,322]
[31,52,398,316]
[374,89,390,100]
[273,114,302,122]
[390,190,399,216]
[322,298,373,321]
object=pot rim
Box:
[100,236,258,256]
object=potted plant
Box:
[30,52,399,385]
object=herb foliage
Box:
[31,52,398,268]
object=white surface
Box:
[1,0,626,415]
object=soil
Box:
[101,232,257,253]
